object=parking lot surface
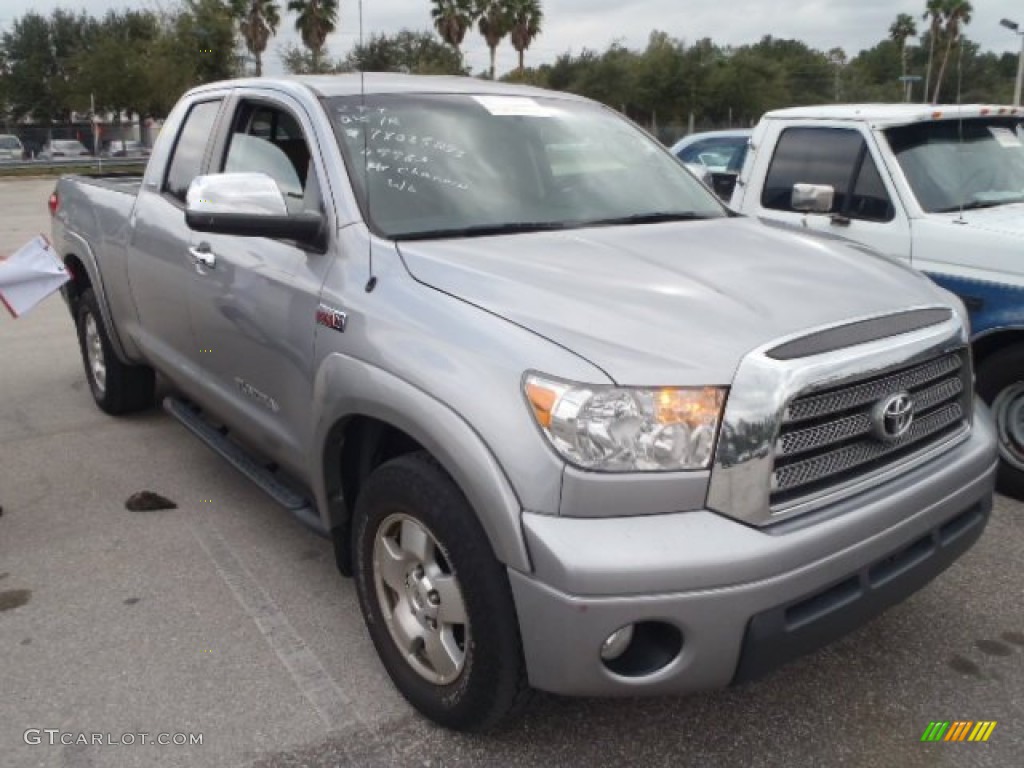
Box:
[1,177,1022,767]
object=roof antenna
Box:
[359,0,377,292]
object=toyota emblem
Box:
[872,391,915,442]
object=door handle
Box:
[189,245,216,269]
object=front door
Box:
[753,125,913,264]
[185,94,335,468]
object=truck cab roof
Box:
[190,73,589,102]
[762,103,1023,128]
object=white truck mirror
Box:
[791,183,835,213]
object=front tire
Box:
[352,452,530,731]
[977,344,1024,499]
[75,288,155,415]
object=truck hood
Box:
[397,218,951,385]
[931,203,1024,238]
[914,206,1024,282]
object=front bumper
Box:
[509,404,997,696]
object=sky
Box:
[1,0,1022,78]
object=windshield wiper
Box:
[392,212,715,241]
[934,198,1024,213]
[393,221,577,241]
[577,212,715,227]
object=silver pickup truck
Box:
[51,75,997,731]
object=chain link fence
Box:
[0,119,164,168]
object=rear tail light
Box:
[48,191,59,216]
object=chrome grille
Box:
[771,350,970,507]
[785,353,962,423]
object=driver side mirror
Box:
[185,172,326,251]
[791,183,835,214]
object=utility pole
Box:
[91,93,102,173]
[1001,19,1024,106]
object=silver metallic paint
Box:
[53,75,999,698]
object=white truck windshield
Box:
[328,93,725,240]
[885,117,1024,213]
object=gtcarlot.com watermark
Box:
[24,729,203,747]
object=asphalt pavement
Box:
[1,177,1022,768]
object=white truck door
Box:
[745,123,912,263]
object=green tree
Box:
[0,10,91,124]
[233,0,280,76]
[176,0,242,85]
[922,0,945,102]
[932,0,972,102]
[71,11,162,121]
[341,29,465,75]
[475,1,510,79]
[430,0,475,66]
[844,39,903,102]
[507,0,542,73]
[889,12,917,92]
[287,0,339,74]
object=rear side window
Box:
[762,127,863,212]
[164,100,222,203]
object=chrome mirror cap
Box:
[791,183,835,214]
[186,173,288,217]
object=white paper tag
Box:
[473,95,555,117]
[989,126,1023,148]
[0,234,69,318]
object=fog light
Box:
[600,625,635,661]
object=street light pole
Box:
[1017,33,1024,106]
[1001,18,1024,106]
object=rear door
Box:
[126,95,225,381]
[184,90,338,466]
[750,124,912,263]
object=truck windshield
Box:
[327,93,725,240]
[884,117,1024,213]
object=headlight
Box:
[524,373,726,471]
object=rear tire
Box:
[976,344,1024,499]
[75,288,155,415]
[352,452,530,731]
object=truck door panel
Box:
[756,125,912,264]
[126,98,224,379]
[185,96,336,474]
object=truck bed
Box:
[67,173,144,197]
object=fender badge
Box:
[316,303,348,333]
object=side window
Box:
[848,154,895,222]
[762,127,863,212]
[678,140,713,164]
[221,103,316,213]
[164,100,222,203]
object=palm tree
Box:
[507,0,542,73]
[889,12,917,99]
[430,0,475,66]
[475,0,509,80]
[287,0,338,74]
[931,0,972,103]
[922,0,945,103]
[232,0,280,76]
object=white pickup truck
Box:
[732,104,1024,495]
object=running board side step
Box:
[163,397,328,539]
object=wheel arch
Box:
[60,231,134,364]
[312,354,531,576]
[972,327,1024,371]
